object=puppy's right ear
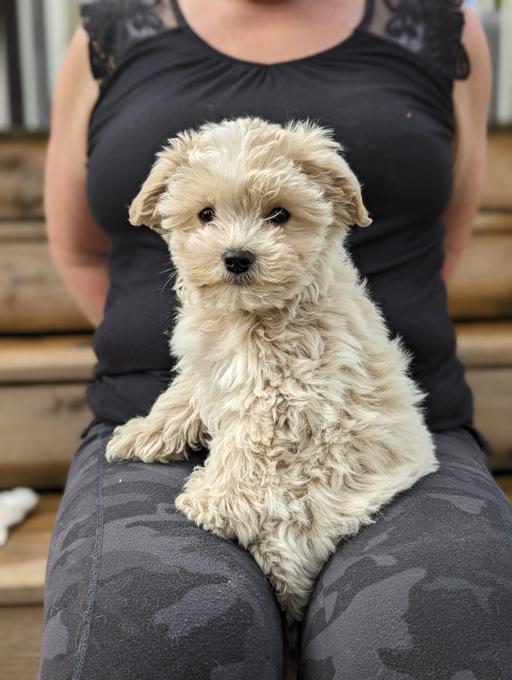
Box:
[129,130,197,229]
[284,120,371,229]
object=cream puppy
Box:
[106,117,438,623]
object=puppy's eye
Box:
[198,207,215,223]
[266,207,290,225]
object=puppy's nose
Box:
[223,249,255,274]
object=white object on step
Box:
[0,488,39,546]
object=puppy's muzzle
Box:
[223,249,255,275]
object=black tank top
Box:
[80,0,475,434]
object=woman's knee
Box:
[42,523,283,679]
[92,560,283,679]
[300,461,512,679]
[40,429,284,679]
[301,541,512,679]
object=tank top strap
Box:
[361,0,470,82]
[80,0,181,81]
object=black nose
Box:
[223,249,255,274]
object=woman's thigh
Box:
[300,427,512,680]
[39,423,283,680]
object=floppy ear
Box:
[129,129,198,229]
[285,120,372,228]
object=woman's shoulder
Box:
[363,0,471,83]
[79,0,181,81]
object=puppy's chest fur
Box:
[171,286,384,461]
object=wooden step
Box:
[0,220,92,332]
[0,495,59,605]
[0,138,45,220]
[0,383,92,488]
[0,323,511,489]
[496,474,512,502]
[466,369,512,471]
[473,211,512,234]
[447,228,512,319]
[0,334,93,489]
[0,219,46,241]
[0,334,94,383]
[457,323,512,471]
[0,228,90,333]
[0,335,94,488]
[0,606,43,680]
[481,133,512,210]
[456,321,512,366]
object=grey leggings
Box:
[39,423,512,680]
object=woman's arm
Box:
[442,6,492,281]
[45,27,109,327]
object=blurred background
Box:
[0,1,511,677]
[0,1,512,129]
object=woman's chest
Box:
[87,36,455,242]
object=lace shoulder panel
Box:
[80,0,180,81]
[364,0,470,81]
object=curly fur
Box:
[106,117,438,624]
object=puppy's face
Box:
[130,117,371,312]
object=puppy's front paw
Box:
[106,417,187,464]
[175,467,260,544]
[175,490,232,539]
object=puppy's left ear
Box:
[129,129,197,230]
[285,120,372,228]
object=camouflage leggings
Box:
[39,423,512,680]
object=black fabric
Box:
[80,0,481,445]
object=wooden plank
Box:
[0,137,45,219]
[480,133,512,210]
[0,240,91,332]
[0,495,59,605]
[0,606,43,680]
[466,368,512,471]
[447,233,512,319]
[0,383,92,489]
[495,475,512,502]
[0,219,46,241]
[456,322,512,367]
[0,335,94,383]
[473,211,512,235]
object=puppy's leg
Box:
[106,370,207,463]
[254,448,438,624]
[176,433,263,545]
[250,517,326,625]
